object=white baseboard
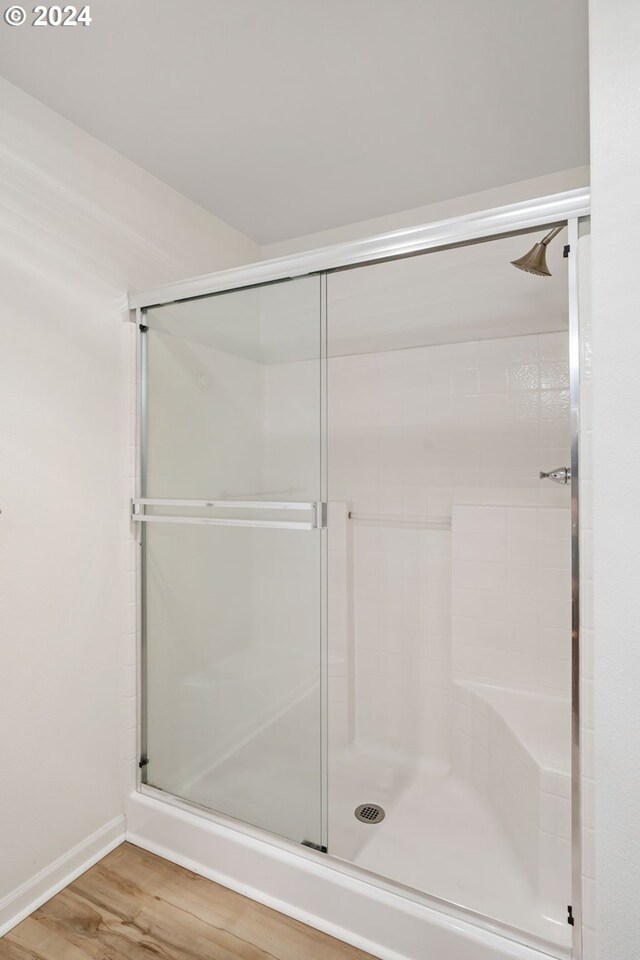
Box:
[0,815,126,938]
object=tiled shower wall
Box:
[350,521,453,764]
[327,331,571,764]
[328,331,570,514]
[452,504,571,694]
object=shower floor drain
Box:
[355,803,385,824]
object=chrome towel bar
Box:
[131,498,325,531]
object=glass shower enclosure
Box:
[132,203,586,958]
[136,275,328,851]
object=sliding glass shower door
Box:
[138,276,327,850]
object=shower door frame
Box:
[129,188,590,960]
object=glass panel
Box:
[142,276,325,848]
[325,233,572,948]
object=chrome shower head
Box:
[511,226,564,277]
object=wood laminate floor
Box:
[0,843,377,960]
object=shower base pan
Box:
[329,745,569,948]
[125,786,570,960]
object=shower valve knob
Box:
[539,467,571,485]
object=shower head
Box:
[510,226,564,277]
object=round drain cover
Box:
[355,803,385,824]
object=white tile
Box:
[509,336,539,362]
[541,770,571,800]
[330,677,349,703]
[420,606,450,635]
[453,505,507,534]
[537,507,571,539]
[540,360,570,391]
[507,534,539,566]
[538,627,570,659]
[537,537,571,569]
[452,587,508,621]
[539,598,571,630]
[540,388,570,421]
[478,364,509,394]
[538,332,569,359]
[451,367,479,396]
[537,566,571,600]
[507,564,538,597]
[538,656,571,693]
[509,391,540,422]
[453,532,507,563]
[453,560,507,592]
[509,362,540,391]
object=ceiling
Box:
[147,229,568,363]
[0,0,589,245]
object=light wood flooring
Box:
[0,842,377,960]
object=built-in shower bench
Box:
[452,680,571,920]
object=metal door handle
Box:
[131,498,326,530]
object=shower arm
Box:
[540,226,564,246]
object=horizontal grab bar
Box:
[131,499,326,530]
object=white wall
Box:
[0,76,258,926]
[261,167,590,259]
[589,4,640,959]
